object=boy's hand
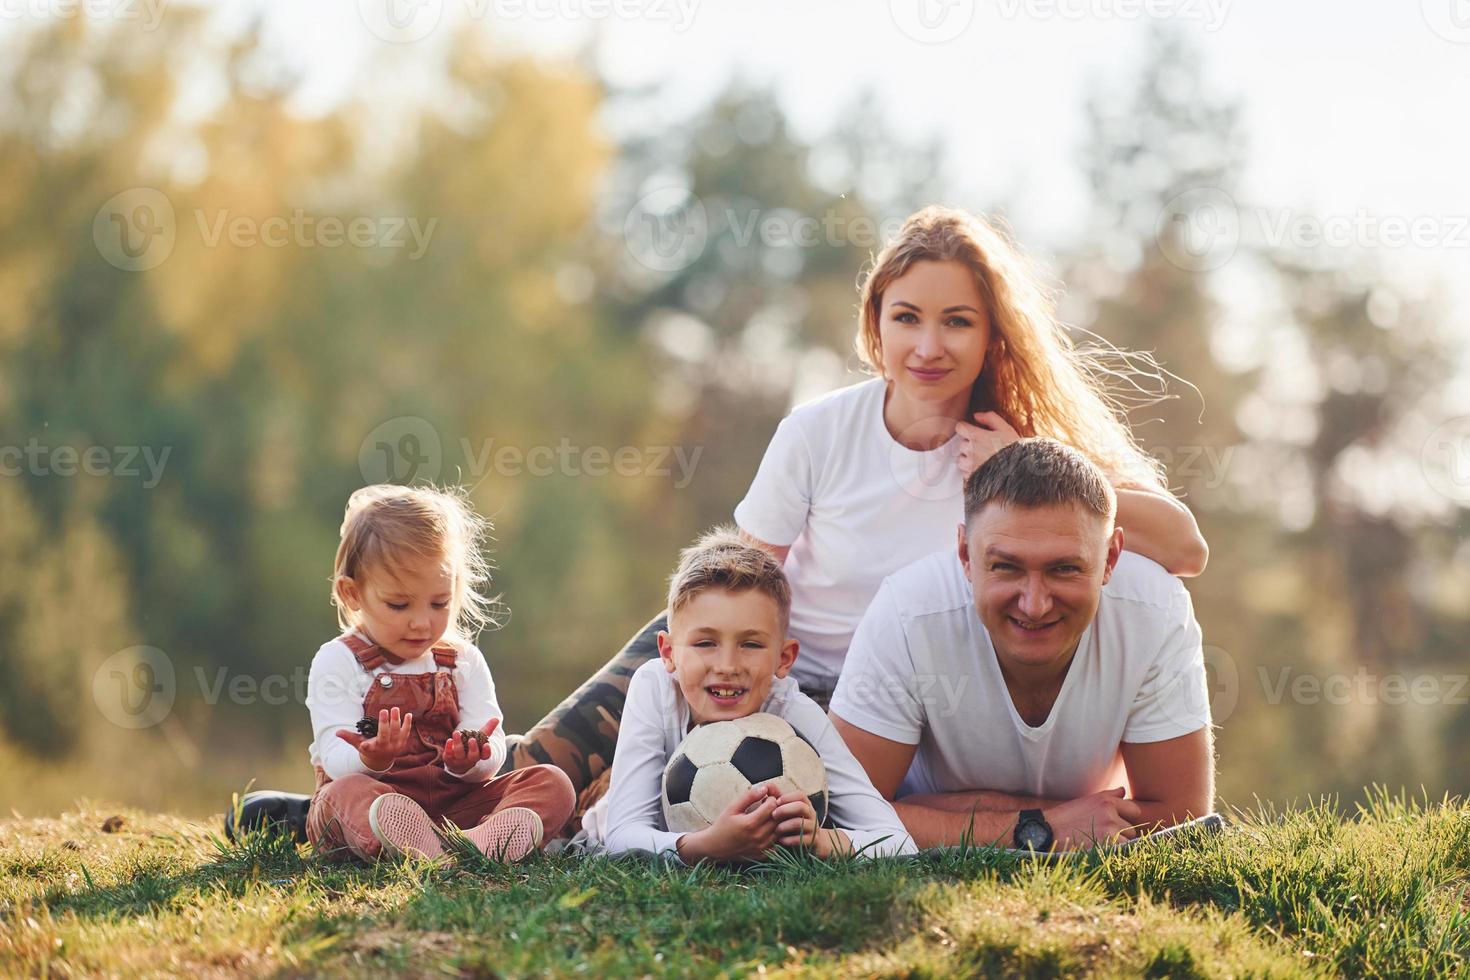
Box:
[773,791,851,858]
[442,718,501,776]
[336,706,414,772]
[676,783,781,864]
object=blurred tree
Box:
[0,15,668,781]
[1067,27,1469,805]
[1,14,1463,816]
[585,81,949,561]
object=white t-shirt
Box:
[829,550,1211,801]
[734,378,965,689]
[305,630,507,783]
[585,659,917,861]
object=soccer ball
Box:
[661,712,828,833]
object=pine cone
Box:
[454,728,488,752]
[356,716,379,739]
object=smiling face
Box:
[877,259,991,411]
[658,587,799,725]
[959,501,1123,674]
[337,554,454,662]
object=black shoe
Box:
[225,790,312,843]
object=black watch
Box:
[1013,808,1054,852]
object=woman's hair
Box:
[331,484,502,644]
[855,205,1167,489]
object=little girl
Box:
[304,484,575,862]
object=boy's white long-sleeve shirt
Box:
[305,631,506,782]
[586,659,917,861]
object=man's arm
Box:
[829,712,914,799]
[832,713,1031,848]
[833,712,1150,849]
[1119,727,1215,831]
[899,790,1059,813]
[891,799,1028,849]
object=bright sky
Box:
[253,0,1468,344]
[260,3,1467,225]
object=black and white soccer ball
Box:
[661,712,828,832]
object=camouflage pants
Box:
[498,613,665,795]
[500,610,835,825]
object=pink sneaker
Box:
[368,793,445,860]
[465,807,544,862]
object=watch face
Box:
[1016,821,1050,850]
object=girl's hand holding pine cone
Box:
[442,717,500,776]
[335,706,415,772]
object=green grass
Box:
[3,788,1468,977]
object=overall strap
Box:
[430,643,457,669]
[339,632,390,671]
[339,632,456,671]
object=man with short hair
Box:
[830,437,1214,851]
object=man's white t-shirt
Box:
[734,378,965,689]
[584,659,917,861]
[829,550,1211,801]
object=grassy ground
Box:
[2,789,1467,978]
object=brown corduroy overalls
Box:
[306,633,575,861]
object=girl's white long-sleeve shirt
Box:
[305,631,506,782]
[584,659,917,861]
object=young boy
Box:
[583,527,916,863]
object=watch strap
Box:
[1014,808,1054,851]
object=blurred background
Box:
[1,0,1466,818]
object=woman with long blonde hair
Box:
[505,206,1206,811]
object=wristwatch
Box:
[1013,808,1054,852]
